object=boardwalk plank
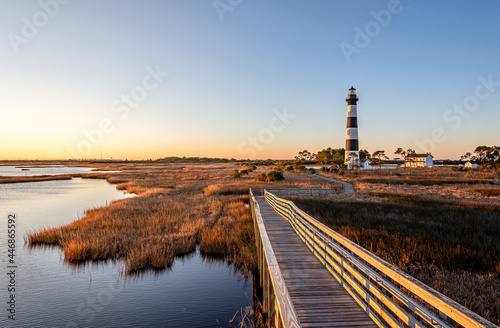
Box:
[255,196,377,327]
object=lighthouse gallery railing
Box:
[263,190,498,328]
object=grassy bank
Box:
[28,163,340,274]
[0,175,74,184]
[292,193,500,325]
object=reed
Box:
[28,163,340,274]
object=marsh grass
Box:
[474,187,500,197]
[292,193,500,325]
[321,167,500,183]
[359,177,493,186]
[28,162,340,274]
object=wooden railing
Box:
[264,190,498,328]
[250,189,301,328]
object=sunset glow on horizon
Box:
[1,1,499,161]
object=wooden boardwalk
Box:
[255,196,377,327]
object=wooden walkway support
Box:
[251,188,499,328]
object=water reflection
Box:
[0,175,253,328]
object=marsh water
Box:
[0,165,96,176]
[0,167,253,328]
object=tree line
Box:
[295,148,370,166]
[292,145,500,168]
[461,146,500,164]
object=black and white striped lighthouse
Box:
[345,86,359,169]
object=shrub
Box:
[292,164,306,171]
[285,165,294,171]
[239,169,249,176]
[254,171,285,182]
[255,172,267,182]
[267,170,285,181]
[245,165,256,172]
[229,170,241,179]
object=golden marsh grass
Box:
[27,162,341,274]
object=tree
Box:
[395,148,406,161]
[359,149,371,160]
[316,149,333,165]
[295,150,315,162]
[461,152,472,162]
[372,150,389,169]
[464,145,500,164]
[346,152,359,169]
[395,148,416,163]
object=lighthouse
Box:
[345,86,359,169]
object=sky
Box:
[0,0,499,160]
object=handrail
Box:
[250,189,301,328]
[264,190,498,328]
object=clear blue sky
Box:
[1,0,499,160]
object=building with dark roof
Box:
[405,153,434,167]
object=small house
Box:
[464,161,478,168]
[361,158,372,170]
[405,153,434,168]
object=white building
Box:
[361,159,372,170]
[405,153,434,168]
[464,161,478,168]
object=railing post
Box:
[263,260,268,311]
[268,277,275,326]
[260,242,264,287]
[276,309,283,328]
